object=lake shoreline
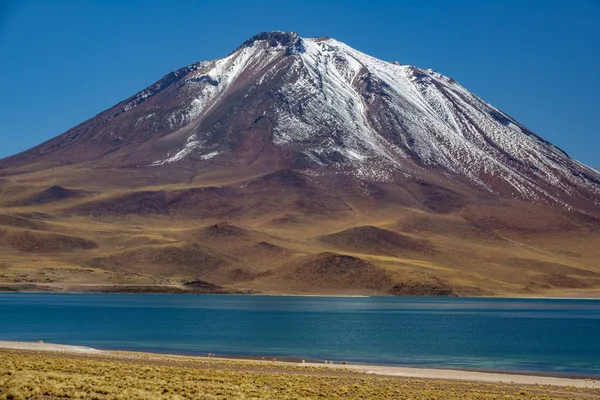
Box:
[1,286,600,299]
[1,341,598,389]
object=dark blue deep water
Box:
[1,294,599,377]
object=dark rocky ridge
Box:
[236,31,305,55]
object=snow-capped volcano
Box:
[2,31,599,212]
[2,31,600,297]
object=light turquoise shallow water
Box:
[1,294,599,377]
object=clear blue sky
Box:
[1,0,599,169]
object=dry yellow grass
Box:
[1,350,599,400]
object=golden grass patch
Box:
[1,350,599,399]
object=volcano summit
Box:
[1,32,599,296]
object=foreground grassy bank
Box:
[1,350,599,399]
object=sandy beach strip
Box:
[0,340,598,389]
[301,363,600,389]
[0,340,102,354]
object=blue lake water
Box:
[1,294,599,377]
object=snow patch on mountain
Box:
[151,135,204,166]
